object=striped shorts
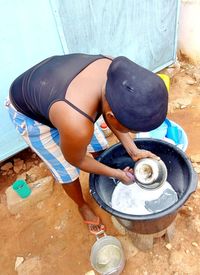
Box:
[6,99,108,183]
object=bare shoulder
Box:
[49,101,94,140]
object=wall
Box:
[178,0,200,63]
[0,0,64,161]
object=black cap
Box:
[105,56,168,131]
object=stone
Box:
[15,257,24,270]
[191,154,200,163]
[13,160,24,173]
[16,257,42,275]
[191,242,198,247]
[26,161,34,170]
[39,162,47,169]
[194,166,200,174]
[13,158,22,163]
[165,243,172,250]
[85,271,95,275]
[6,176,54,214]
[176,97,192,108]
[186,79,196,85]
[193,72,200,82]
[0,162,13,171]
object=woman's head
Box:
[105,56,168,132]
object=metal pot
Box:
[90,231,125,275]
[134,158,168,189]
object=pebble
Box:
[31,153,37,159]
[165,243,172,250]
[186,79,196,85]
[192,242,198,247]
[0,162,13,171]
[15,256,24,270]
[85,271,95,275]
[13,159,24,173]
[191,154,200,163]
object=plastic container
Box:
[136,119,188,152]
[90,232,125,275]
[12,179,32,199]
[89,139,197,234]
[100,122,112,138]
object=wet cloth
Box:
[6,99,108,183]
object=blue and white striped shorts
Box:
[7,100,108,184]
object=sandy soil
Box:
[0,61,200,275]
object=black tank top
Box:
[9,54,108,127]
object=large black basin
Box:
[89,139,198,234]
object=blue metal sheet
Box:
[52,0,180,71]
[0,0,64,162]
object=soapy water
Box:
[95,244,122,273]
[111,181,178,215]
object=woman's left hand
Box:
[131,148,160,161]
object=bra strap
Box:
[63,99,94,123]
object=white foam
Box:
[111,181,178,215]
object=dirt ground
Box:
[0,61,200,275]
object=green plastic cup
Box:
[12,179,32,199]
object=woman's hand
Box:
[131,148,160,161]
[116,167,135,185]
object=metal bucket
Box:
[90,231,125,275]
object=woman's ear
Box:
[105,111,119,128]
[106,111,115,119]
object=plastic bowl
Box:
[136,119,188,152]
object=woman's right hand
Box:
[116,167,135,185]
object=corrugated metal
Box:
[0,0,180,162]
[0,0,64,162]
[52,0,180,71]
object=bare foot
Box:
[78,203,99,222]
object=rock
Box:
[191,242,198,247]
[39,162,47,169]
[6,176,54,214]
[193,72,200,83]
[1,162,13,171]
[186,79,196,85]
[85,271,95,275]
[194,166,200,174]
[13,159,24,173]
[36,201,44,209]
[176,97,192,108]
[191,154,200,163]
[26,161,34,170]
[13,158,22,163]
[7,170,14,176]
[165,243,172,250]
[16,257,41,275]
[15,257,24,270]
